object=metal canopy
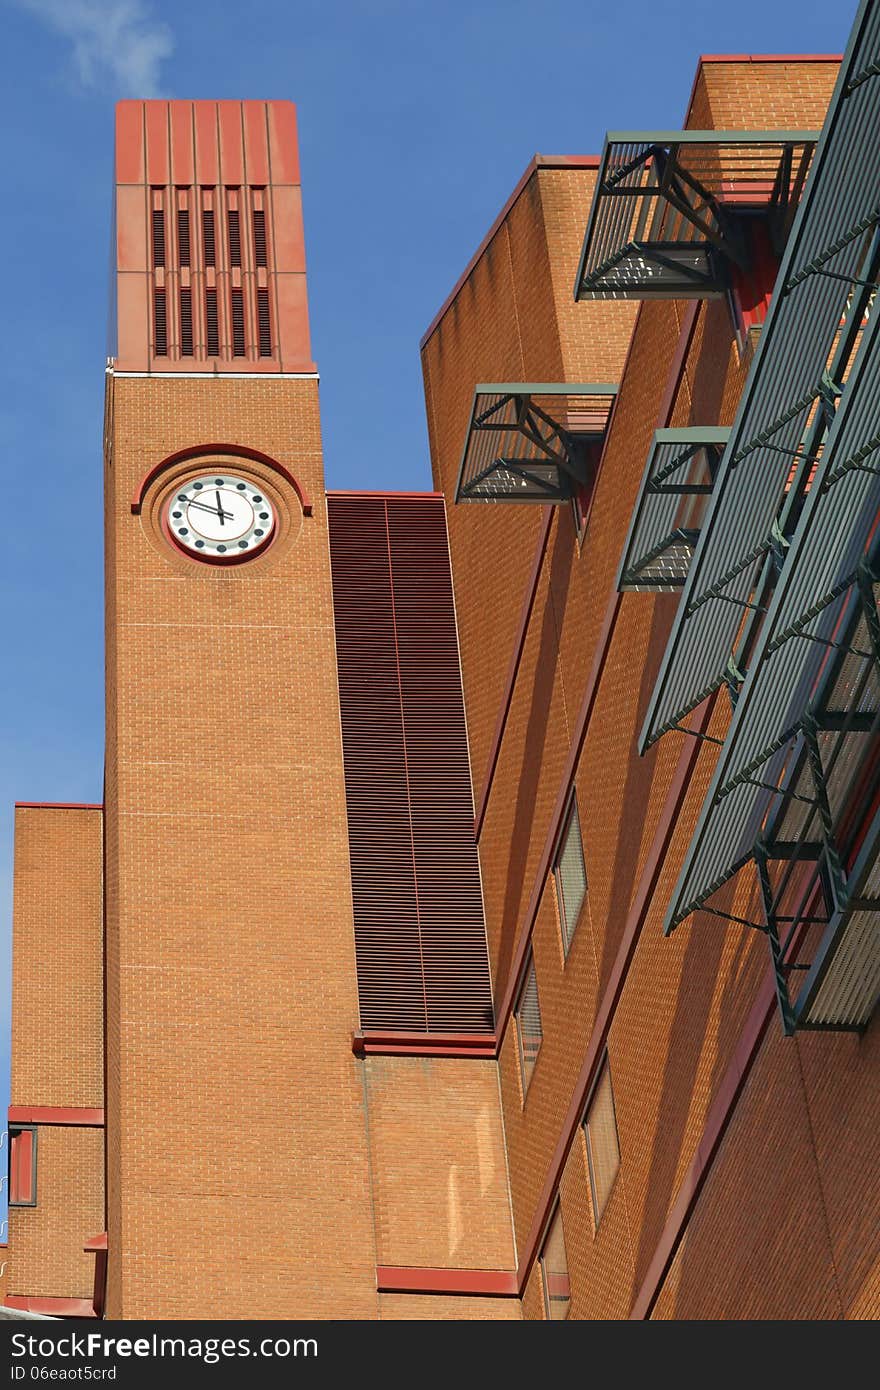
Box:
[664,296,880,1035]
[638,0,880,753]
[454,384,617,504]
[574,131,817,301]
[616,427,729,591]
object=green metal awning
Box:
[575,131,817,301]
[617,427,729,591]
[638,4,880,754]
[454,384,617,504]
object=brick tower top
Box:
[112,100,314,374]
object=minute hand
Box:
[184,498,235,521]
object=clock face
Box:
[165,474,276,561]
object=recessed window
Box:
[8,1125,37,1207]
[584,1059,620,1227]
[514,956,542,1094]
[554,794,588,955]
[539,1203,571,1319]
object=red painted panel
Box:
[243,102,270,185]
[267,101,300,184]
[144,102,169,185]
[275,273,313,371]
[84,1232,108,1252]
[115,101,145,184]
[170,101,195,186]
[218,101,245,186]
[115,273,150,372]
[9,1128,34,1203]
[9,1106,104,1126]
[376,1266,518,1296]
[5,1297,97,1318]
[194,102,220,186]
[116,185,147,273]
[270,186,306,273]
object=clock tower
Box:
[105,100,378,1317]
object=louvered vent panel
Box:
[154,288,167,356]
[151,208,165,268]
[177,209,191,267]
[205,288,219,357]
[329,497,426,1031]
[230,289,245,356]
[386,500,493,1032]
[202,208,216,267]
[253,208,268,267]
[227,208,242,267]
[329,494,493,1034]
[257,288,272,357]
[179,288,193,356]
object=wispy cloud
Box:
[13,0,174,97]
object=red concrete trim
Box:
[131,443,313,516]
[352,1031,496,1058]
[327,490,445,500]
[514,699,713,1293]
[83,1233,108,1252]
[376,1266,518,1297]
[5,1296,97,1318]
[14,803,102,811]
[475,507,555,840]
[8,1107,104,1127]
[420,156,600,350]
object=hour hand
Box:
[216,490,225,526]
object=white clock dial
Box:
[166,474,275,560]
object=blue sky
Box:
[0,0,851,1222]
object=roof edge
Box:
[420,155,600,351]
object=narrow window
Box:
[584,1059,620,1227]
[230,289,246,357]
[9,1126,37,1206]
[257,288,272,357]
[554,794,587,955]
[205,288,219,357]
[154,288,167,357]
[252,207,268,268]
[514,956,542,1093]
[179,288,193,357]
[202,207,216,268]
[539,1204,571,1319]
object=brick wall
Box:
[8,806,104,1302]
[103,374,378,1318]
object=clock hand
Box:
[216,490,225,526]
[180,497,235,520]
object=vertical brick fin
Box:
[328,496,426,1031]
[385,499,493,1032]
[328,494,494,1034]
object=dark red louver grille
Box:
[177,208,191,266]
[154,288,167,355]
[253,208,268,267]
[179,287,193,356]
[230,288,245,356]
[257,288,271,356]
[227,208,242,267]
[151,208,165,268]
[205,288,219,357]
[202,209,216,267]
[328,494,493,1034]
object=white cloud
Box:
[13,0,174,97]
